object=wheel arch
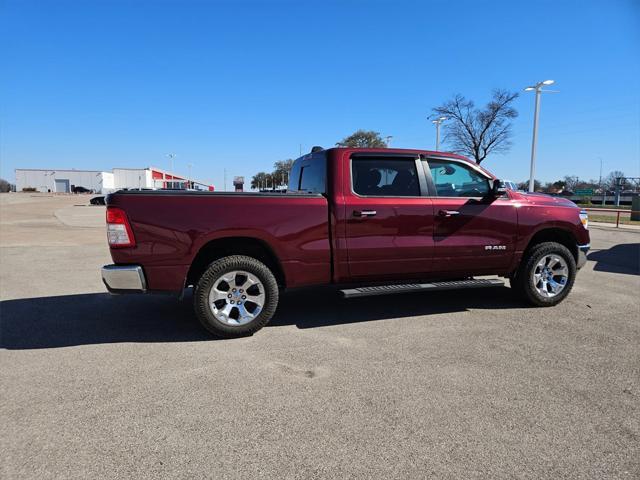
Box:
[523,227,579,262]
[185,236,286,288]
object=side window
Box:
[299,163,325,193]
[289,152,326,194]
[352,157,420,196]
[426,159,489,197]
[288,161,302,191]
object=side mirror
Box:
[490,179,508,197]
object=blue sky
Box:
[1,0,639,189]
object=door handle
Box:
[353,210,377,217]
[438,209,460,217]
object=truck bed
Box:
[106,190,331,290]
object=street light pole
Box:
[431,116,447,151]
[384,135,393,147]
[166,153,176,173]
[528,88,542,193]
[524,80,556,192]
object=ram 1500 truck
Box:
[102,147,590,337]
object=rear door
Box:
[423,157,517,274]
[343,153,435,280]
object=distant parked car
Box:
[72,186,93,194]
[502,180,518,191]
[90,196,105,205]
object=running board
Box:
[340,278,504,299]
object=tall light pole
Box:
[597,156,603,192]
[166,153,176,173]
[431,116,447,151]
[384,135,393,147]
[524,80,556,192]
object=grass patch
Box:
[577,204,632,210]
[589,214,640,226]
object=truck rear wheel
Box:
[194,255,279,338]
[511,241,576,307]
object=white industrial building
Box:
[15,167,213,193]
[15,169,114,194]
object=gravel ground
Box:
[1,193,638,479]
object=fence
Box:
[584,208,640,228]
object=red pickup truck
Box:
[102,147,590,337]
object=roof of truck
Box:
[327,147,471,161]
[308,147,495,178]
[300,147,494,177]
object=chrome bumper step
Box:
[101,265,147,294]
[340,278,504,299]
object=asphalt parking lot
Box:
[1,193,639,479]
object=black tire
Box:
[510,241,577,307]
[194,255,279,338]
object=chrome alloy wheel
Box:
[208,270,265,326]
[532,254,569,298]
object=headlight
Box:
[579,210,588,230]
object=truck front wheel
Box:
[511,241,577,307]
[194,255,279,338]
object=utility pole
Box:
[431,117,447,151]
[524,80,557,192]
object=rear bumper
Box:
[101,265,147,294]
[577,244,590,269]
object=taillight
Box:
[106,207,136,248]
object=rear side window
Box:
[288,153,326,194]
[425,159,489,197]
[352,157,420,196]
[288,161,302,191]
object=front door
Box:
[423,157,517,275]
[344,154,435,280]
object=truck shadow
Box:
[272,287,520,328]
[587,243,640,276]
[0,287,523,350]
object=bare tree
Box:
[605,170,626,189]
[432,89,519,164]
[517,179,541,192]
[563,175,580,192]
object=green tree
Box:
[272,159,294,186]
[432,89,518,164]
[251,172,273,190]
[336,130,388,148]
